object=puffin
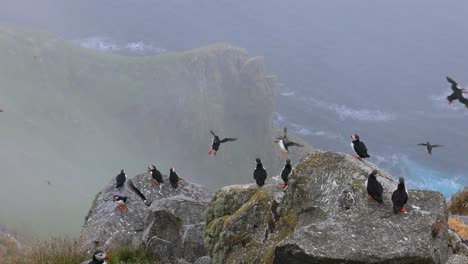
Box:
[88,250,110,264]
[275,127,303,157]
[113,195,127,212]
[417,141,442,155]
[351,134,370,160]
[115,169,127,188]
[253,158,267,187]
[446,76,468,108]
[169,167,180,189]
[148,165,164,185]
[392,177,408,213]
[208,130,237,156]
[280,159,292,188]
[366,170,383,204]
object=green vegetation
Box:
[3,236,154,264]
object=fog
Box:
[1,0,468,238]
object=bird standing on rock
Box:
[87,250,110,264]
[351,134,370,160]
[115,170,126,188]
[169,167,180,189]
[366,170,383,204]
[148,165,164,185]
[113,195,127,212]
[392,177,408,213]
[280,159,292,188]
[253,158,267,187]
[208,130,237,156]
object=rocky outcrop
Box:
[80,172,212,263]
[204,150,449,264]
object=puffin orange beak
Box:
[463,90,468,94]
[106,255,110,260]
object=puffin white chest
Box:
[279,140,287,151]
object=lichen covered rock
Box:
[204,150,449,264]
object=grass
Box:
[448,218,468,240]
[448,188,468,215]
[2,236,154,264]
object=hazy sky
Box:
[1,0,468,238]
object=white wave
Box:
[272,112,285,127]
[302,97,397,122]
[74,36,166,55]
[279,90,296,97]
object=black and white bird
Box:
[417,141,442,156]
[88,250,109,264]
[392,177,408,213]
[280,159,292,188]
[169,167,180,189]
[275,127,303,157]
[366,170,383,204]
[208,130,237,156]
[351,134,370,160]
[253,158,267,187]
[446,76,468,108]
[113,195,127,212]
[115,169,127,188]
[148,165,164,185]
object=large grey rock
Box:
[143,196,209,262]
[448,253,468,264]
[193,256,212,264]
[204,150,449,264]
[80,173,212,256]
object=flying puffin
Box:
[366,170,383,204]
[351,134,370,160]
[253,158,267,187]
[148,165,164,185]
[169,167,180,189]
[280,159,292,188]
[88,250,110,264]
[113,195,127,212]
[208,130,237,156]
[446,76,468,108]
[417,141,442,155]
[392,177,408,213]
[275,127,303,157]
[115,169,127,188]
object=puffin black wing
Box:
[431,144,443,148]
[115,172,126,188]
[446,76,461,92]
[459,96,468,108]
[220,138,237,143]
[417,143,428,146]
[285,141,303,147]
[210,130,217,137]
[447,93,459,103]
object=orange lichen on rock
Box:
[448,218,468,240]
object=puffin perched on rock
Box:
[351,134,370,160]
[275,127,303,157]
[366,170,383,204]
[446,76,468,108]
[253,158,267,187]
[417,142,442,156]
[280,159,292,188]
[169,167,180,189]
[115,169,127,188]
[392,177,408,213]
[208,130,237,156]
[88,250,109,264]
[148,165,164,185]
[113,195,127,212]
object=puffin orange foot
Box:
[400,207,406,213]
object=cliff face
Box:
[0,25,306,236]
[204,151,450,264]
